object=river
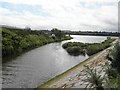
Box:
[2,35,107,88]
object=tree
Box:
[51,28,64,38]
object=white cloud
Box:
[0,0,119,5]
[0,7,11,14]
[0,0,119,31]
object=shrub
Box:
[83,65,104,90]
[107,41,120,73]
[66,46,84,56]
[105,74,120,89]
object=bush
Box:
[66,46,84,56]
[107,41,120,73]
[105,74,120,89]
[62,42,86,56]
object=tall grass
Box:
[83,66,104,90]
[84,41,120,89]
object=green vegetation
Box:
[2,27,72,62]
[51,28,65,38]
[84,41,120,89]
[87,37,115,55]
[107,42,120,73]
[62,37,115,56]
[105,41,120,89]
[66,46,84,56]
[62,42,86,56]
[83,66,104,90]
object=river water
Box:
[2,35,107,88]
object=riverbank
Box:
[37,39,117,89]
[2,27,72,63]
[37,50,107,89]
[2,36,72,63]
[37,53,99,89]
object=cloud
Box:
[0,0,119,5]
[0,0,119,32]
[0,7,10,14]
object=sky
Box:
[0,0,119,32]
